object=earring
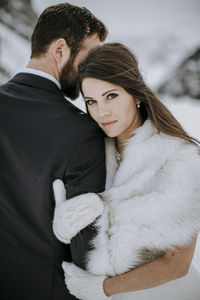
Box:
[136,101,141,109]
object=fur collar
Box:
[103,120,188,202]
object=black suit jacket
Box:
[0,73,106,300]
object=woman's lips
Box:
[102,120,117,127]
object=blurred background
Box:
[0,0,200,277]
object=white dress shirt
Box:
[21,67,61,89]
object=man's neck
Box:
[27,56,60,82]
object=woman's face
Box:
[82,78,142,142]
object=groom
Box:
[0,3,107,300]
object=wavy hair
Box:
[78,42,199,146]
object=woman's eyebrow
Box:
[84,96,94,100]
[102,89,118,96]
[84,89,118,100]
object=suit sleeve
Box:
[63,120,106,269]
[63,122,106,199]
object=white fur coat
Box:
[86,120,200,277]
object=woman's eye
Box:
[86,100,95,106]
[107,93,118,100]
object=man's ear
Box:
[50,38,71,69]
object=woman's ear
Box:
[50,38,71,70]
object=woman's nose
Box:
[98,105,111,118]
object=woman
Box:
[53,43,200,300]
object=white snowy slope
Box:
[0,22,30,82]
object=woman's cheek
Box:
[89,107,98,123]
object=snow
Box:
[0,23,30,80]
[164,96,200,139]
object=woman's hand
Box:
[62,261,111,300]
[52,179,104,244]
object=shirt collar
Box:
[21,68,61,90]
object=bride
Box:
[53,43,200,300]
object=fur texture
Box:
[62,262,111,300]
[86,120,200,276]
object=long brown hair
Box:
[78,42,199,146]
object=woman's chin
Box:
[104,131,118,138]
[99,125,118,137]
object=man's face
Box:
[60,34,100,99]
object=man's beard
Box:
[60,61,80,100]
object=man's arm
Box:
[103,237,197,296]
[63,120,106,199]
[62,120,106,268]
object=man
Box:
[0,3,107,300]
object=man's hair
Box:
[31,3,108,58]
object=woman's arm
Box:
[61,237,197,300]
[103,236,197,296]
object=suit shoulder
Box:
[64,103,105,137]
[77,113,105,139]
